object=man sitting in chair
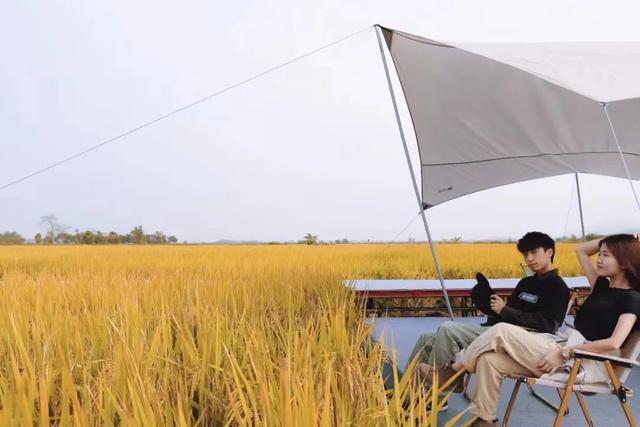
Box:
[408,232,571,378]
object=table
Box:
[344,277,591,314]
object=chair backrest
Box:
[618,330,640,383]
[565,293,575,317]
[561,291,576,328]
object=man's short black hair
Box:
[517,231,555,262]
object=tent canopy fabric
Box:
[380,26,640,208]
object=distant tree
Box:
[130,226,145,244]
[147,231,167,244]
[168,235,178,243]
[94,231,106,244]
[107,232,123,244]
[40,214,68,244]
[0,232,25,245]
[585,233,605,241]
[34,233,42,245]
[341,238,349,244]
[334,239,341,244]
[57,232,75,244]
[43,231,55,244]
[303,233,319,245]
[79,231,95,244]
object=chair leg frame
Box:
[500,358,637,426]
[502,377,571,426]
[502,377,524,427]
[574,391,594,427]
[604,361,637,427]
[526,382,569,415]
[552,358,582,427]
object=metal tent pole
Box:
[374,25,454,320]
[574,173,586,240]
[603,103,640,212]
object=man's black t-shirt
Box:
[487,269,571,334]
[574,276,640,342]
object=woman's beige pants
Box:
[458,323,562,421]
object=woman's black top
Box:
[574,276,640,341]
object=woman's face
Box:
[597,243,622,276]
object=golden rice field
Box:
[0,243,582,426]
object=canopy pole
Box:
[574,173,586,240]
[602,103,640,212]
[374,25,454,320]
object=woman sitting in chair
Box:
[423,234,640,426]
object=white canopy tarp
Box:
[380,27,640,208]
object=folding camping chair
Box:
[502,330,640,427]
[462,291,579,414]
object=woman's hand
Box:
[537,348,566,374]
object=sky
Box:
[2,0,640,242]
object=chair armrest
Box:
[574,350,640,368]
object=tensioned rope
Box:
[0,25,373,193]
[391,210,422,242]
[602,103,640,212]
[561,175,576,238]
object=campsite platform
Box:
[371,316,640,426]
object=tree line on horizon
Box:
[36,225,178,245]
[0,231,606,246]
[0,227,178,245]
[0,215,607,246]
[0,214,179,245]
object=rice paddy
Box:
[0,243,581,425]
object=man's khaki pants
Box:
[408,321,488,366]
[459,323,562,421]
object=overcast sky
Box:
[2,0,640,242]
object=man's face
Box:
[521,247,553,273]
